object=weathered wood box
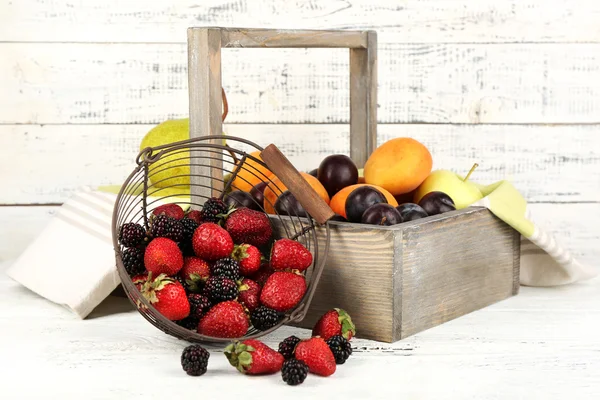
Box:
[186,27,521,343]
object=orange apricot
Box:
[230,151,273,193]
[330,184,398,218]
[364,137,433,196]
[263,172,330,215]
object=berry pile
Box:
[117,199,314,339]
[177,307,356,386]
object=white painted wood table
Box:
[1,260,599,399]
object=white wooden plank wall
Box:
[1,0,599,266]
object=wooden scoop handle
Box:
[260,144,336,225]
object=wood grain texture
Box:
[349,31,377,168]
[220,28,368,48]
[187,28,223,200]
[4,43,600,124]
[2,124,598,205]
[3,0,600,44]
[399,208,519,340]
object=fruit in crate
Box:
[414,163,483,209]
[330,184,397,219]
[263,172,329,215]
[418,191,456,216]
[312,308,356,340]
[270,238,313,272]
[317,154,359,197]
[224,207,273,247]
[294,337,337,377]
[345,186,388,223]
[274,191,307,218]
[224,339,284,375]
[363,137,433,196]
[396,203,429,221]
[224,190,261,211]
[361,203,403,226]
[250,182,268,207]
[230,151,273,193]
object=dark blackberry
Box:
[203,276,238,303]
[250,306,283,331]
[188,293,211,319]
[180,344,210,376]
[118,222,146,248]
[278,335,301,360]
[211,257,240,281]
[201,197,228,223]
[176,316,199,331]
[178,218,199,256]
[149,215,183,242]
[281,358,309,386]
[326,335,353,365]
[122,247,145,276]
[173,275,190,293]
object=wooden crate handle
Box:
[260,144,336,225]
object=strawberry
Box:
[224,207,273,247]
[259,271,306,312]
[197,300,248,338]
[144,237,184,276]
[152,203,184,220]
[192,222,234,260]
[250,261,274,288]
[138,273,190,321]
[131,272,149,290]
[224,339,284,375]
[231,244,262,276]
[180,256,210,293]
[312,308,356,341]
[238,278,260,312]
[295,337,336,377]
[270,238,313,272]
[186,209,203,224]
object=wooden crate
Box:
[186,27,520,343]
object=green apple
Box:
[413,164,483,209]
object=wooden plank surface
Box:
[3,0,600,44]
[2,258,600,399]
[2,123,598,205]
[3,43,600,124]
[220,28,369,48]
[399,208,518,340]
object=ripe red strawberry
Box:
[312,308,356,341]
[131,272,149,290]
[295,337,336,377]
[224,207,273,247]
[224,339,284,375]
[250,261,274,287]
[270,238,313,271]
[238,278,260,312]
[138,273,190,321]
[231,244,262,276]
[180,256,211,293]
[144,237,184,275]
[186,209,203,224]
[192,222,234,260]
[152,203,184,220]
[197,300,248,338]
[259,271,306,312]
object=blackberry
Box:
[178,218,199,256]
[180,344,210,376]
[250,306,283,331]
[201,197,228,223]
[188,293,212,319]
[118,222,145,248]
[326,335,353,365]
[203,276,238,303]
[211,257,240,281]
[176,316,199,331]
[173,275,190,293]
[281,358,309,386]
[278,335,301,359]
[122,247,145,276]
[149,215,183,242]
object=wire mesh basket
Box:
[111,132,332,344]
